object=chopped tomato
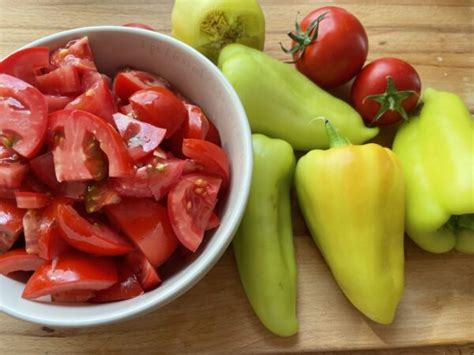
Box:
[81,70,112,91]
[15,191,50,209]
[0,74,48,158]
[84,182,121,213]
[206,212,220,231]
[171,104,210,155]
[50,37,97,73]
[0,249,45,275]
[0,162,28,189]
[113,112,166,161]
[51,289,96,303]
[119,104,133,116]
[113,69,170,101]
[129,87,187,138]
[0,199,25,253]
[182,139,230,187]
[168,174,222,252]
[105,199,178,267]
[36,65,81,95]
[23,209,40,254]
[125,250,161,291]
[90,263,144,303]
[0,47,49,85]
[22,251,118,299]
[66,79,116,125]
[112,158,185,201]
[45,94,75,113]
[57,204,134,256]
[205,119,221,146]
[49,109,133,182]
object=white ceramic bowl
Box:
[0,26,252,327]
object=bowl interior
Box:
[0,27,252,327]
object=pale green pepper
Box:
[218,44,378,150]
[233,134,298,337]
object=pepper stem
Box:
[324,119,351,148]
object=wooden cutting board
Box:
[0,0,473,353]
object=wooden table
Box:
[0,1,473,353]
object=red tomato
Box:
[90,263,144,303]
[113,112,166,161]
[0,249,45,275]
[57,204,134,256]
[50,37,97,73]
[171,104,210,155]
[206,212,220,231]
[129,87,187,138]
[36,65,81,95]
[205,119,221,146]
[168,174,222,252]
[23,209,40,254]
[123,23,156,31]
[84,182,121,213]
[66,78,116,125]
[0,162,28,189]
[49,109,133,182]
[112,158,185,201]
[81,71,112,91]
[125,250,161,291]
[0,47,49,85]
[351,57,422,126]
[51,289,96,303]
[182,139,230,187]
[22,251,118,299]
[45,94,75,113]
[113,69,170,101]
[283,7,368,89]
[0,199,25,253]
[15,191,50,209]
[0,74,48,158]
[105,199,178,267]
[120,104,133,116]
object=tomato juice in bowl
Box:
[0,26,252,327]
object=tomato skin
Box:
[81,71,112,91]
[0,74,48,158]
[66,79,116,125]
[0,162,29,189]
[206,212,220,231]
[49,109,134,182]
[205,119,221,146]
[50,37,97,73]
[125,250,161,291]
[57,204,134,256]
[0,249,45,275]
[112,112,166,161]
[123,23,156,31]
[291,7,368,89]
[45,95,75,113]
[171,104,210,155]
[351,57,422,126]
[0,199,25,253]
[113,70,170,102]
[22,251,118,299]
[0,47,49,85]
[168,174,222,252]
[90,263,144,303]
[129,87,187,138]
[36,65,81,95]
[182,139,230,187]
[51,289,96,303]
[15,191,50,209]
[105,199,179,267]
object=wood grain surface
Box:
[0,0,473,354]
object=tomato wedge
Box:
[125,250,161,291]
[45,94,75,113]
[113,69,170,101]
[168,174,222,252]
[66,79,116,125]
[0,199,25,253]
[90,263,144,303]
[182,139,230,186]
[23,209,40,254]
[36,65,81,95]
[105,199,178,267]
[57,204,134,256]
[51,289,96,303]
[205,119,221,146]
[171,104,210,155]
[113,113,166,161]
[0,47,49,85]
[22,251,118,299]
[0,249,45,275]
[206,212,220,231]
[0,162,28,189]
[84,182,121,213]
[129,87,187,138]
[0,74,48,158]
[81,71,111,91]
[15,191,50,209]
[112,158,185,200]
[49,109,133,182]
[50,37,97,73]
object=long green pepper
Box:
[233,134,298,337]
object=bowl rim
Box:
[0,25,253,327]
